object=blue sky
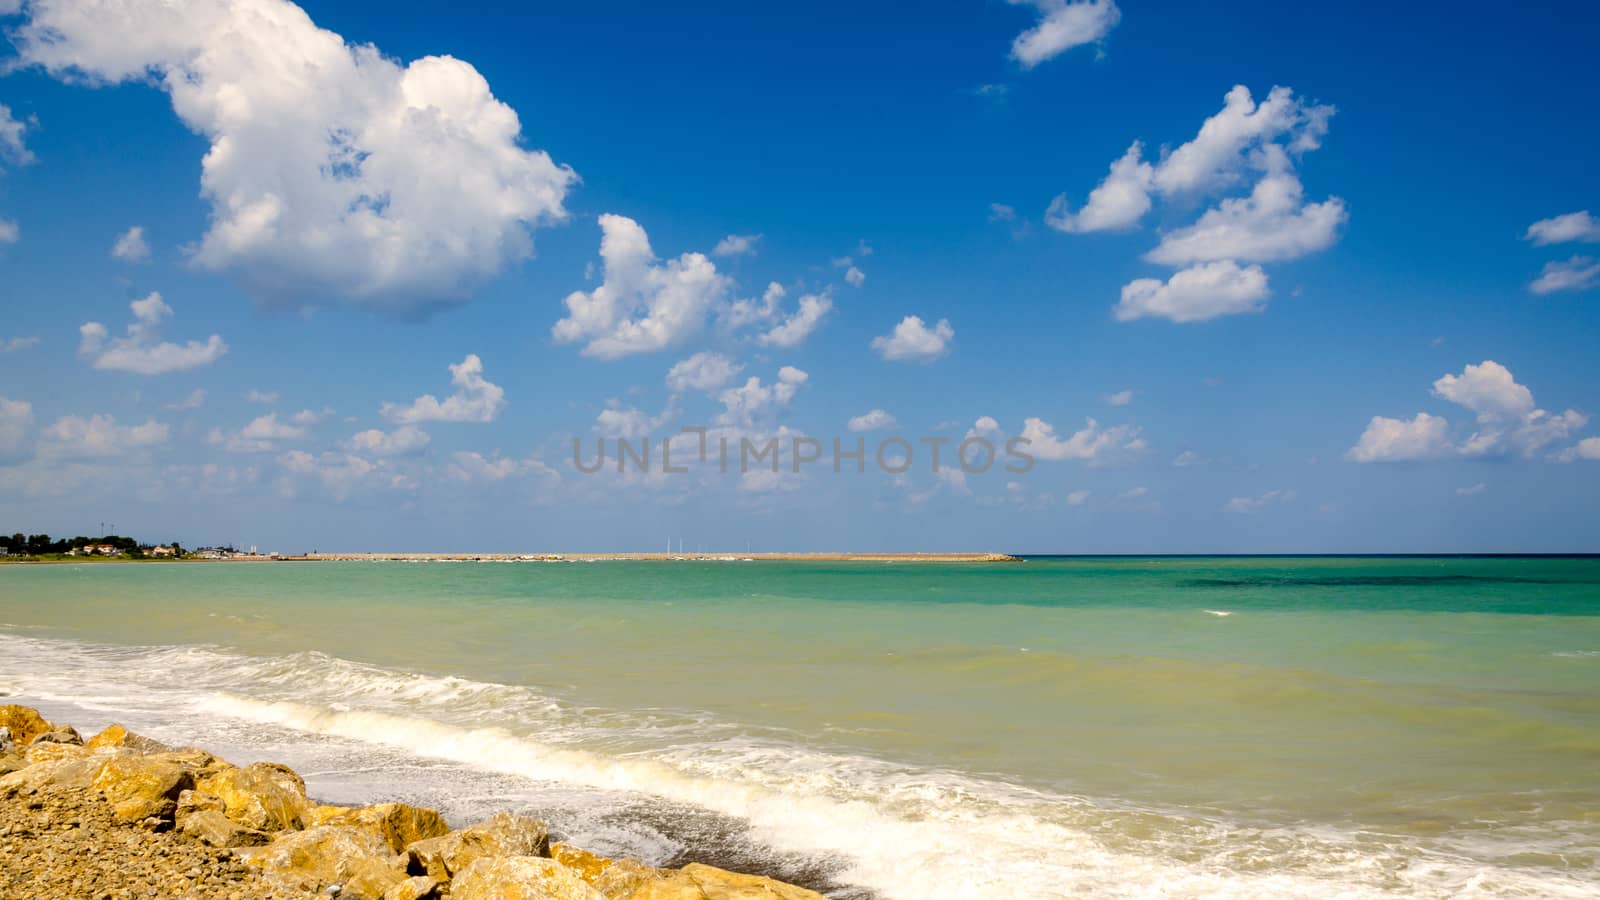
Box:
[1,0,1597,553]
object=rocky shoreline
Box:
[0,705,827,899]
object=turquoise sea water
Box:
[2,557,1597,897]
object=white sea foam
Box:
[0,630,1593,899]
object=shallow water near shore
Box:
[2,556,1598,898]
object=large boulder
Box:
[91,754,195,822]
[246,825,409,900]
[0,705,55,745]
[621,863,829,900]
[553,843,660,895]
[196,761,311,832]
[449,856,605,900]
[85,723,173,754]
[23,738,93,765]
[0,750,25,776]
[176,789,272,847]
[406,812,551,880]
[314,802,450,854]
[0,748,128,797]
[382,875,442,900]
[29,726,83,746]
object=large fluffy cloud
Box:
[1143,157,1347,266]
[79,293,228,374]
[553,215,729,359]
[1115,260,1269,323]
[1047,86,1340,323]
[1019,416,1145,465]
[1529,255,1600,295]
[342,425,430,457]
[1345,413,1455,463]
[382,354,505,424]
[14,0,575,314]
[1525,211,1600,246]
[1007,0,1121,69]
[1347,361,1588,462]
[111,226,150,262]
[1045,142,1152,233]
[666,351,742,395]
[208,413,307,453]
[871,315,955,362]
[40,414,169,459]
[759,290,833,348]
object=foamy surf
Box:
[1,630,1594,899]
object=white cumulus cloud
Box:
[1529,255,1600,295]
[1007,0,1121,69]
[871,315,954,362]
[341,425,430,457]
[40,414,169,459]
[1347,361,1588,462]
[848,409,897,432]
[553,215,729,359]
[111,226,151,262]
[1046,86,1338,324]
[1143,159,1346,266]
[759,291,833,348]
[15,0,575,315]
[712,234,761,257]
[1045,142,1152,233]
[1345,413,1454,463]
[78,292,227,374]
[666,351,743,394]
[1115,260,1269,323]
[1525,211,1600,246]
[1556,438,1600,463]
[1019,416,1145,465]
[209,413,307,453]
[382,354,505,424]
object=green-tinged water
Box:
[2,557,1597,898]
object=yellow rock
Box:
[92,754,194,822]
[622,863,829,900]
[316,801,450,854]
[23,740,93,765]
[0,749,126,796]
[181,807,273,847]
[449,856,605,900]
[382,874,442,900]
[406,812,550,880]
[0,705,55,745]
[246,825,409,900]
[197,761,310,832]
[85,723,172,754]
[553,842,616,882]
[551,842,662,896]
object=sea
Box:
[1,556,1596,898]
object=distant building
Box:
[148,545,178,557]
